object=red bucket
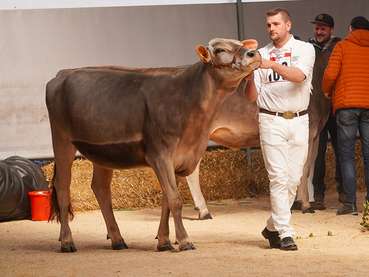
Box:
[28,191,51,221]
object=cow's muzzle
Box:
[234,49,261,71]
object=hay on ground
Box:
[41,143,366,212]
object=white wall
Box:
[0,4,238,158]
[0,0,293,10]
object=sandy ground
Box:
[1,191,369,277]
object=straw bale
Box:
[41,142,366,212]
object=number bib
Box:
[267,50,292,83]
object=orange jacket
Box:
[322,29,369,113]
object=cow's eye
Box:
[214,48,226,55]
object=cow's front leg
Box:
[91,163,127,250]
[149,156,195,251]
[186,160,213,220]
[156,194,174,251]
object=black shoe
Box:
[261,227,281,249]
[336,203,358,215]
[310,200,326,211]
[280,237,298,251]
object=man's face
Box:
[314,24,333,43]
[266,13,291,43]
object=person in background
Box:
[322,16,369,215]
[308,13,343,210]
[246,8,315,250]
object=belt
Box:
[259,108,308,119]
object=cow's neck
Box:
[174,63,243,171]
[191,63,235,120]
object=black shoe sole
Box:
[280,245,298,251]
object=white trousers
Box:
[259,113,309,239]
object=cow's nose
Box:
[247,51,255,58]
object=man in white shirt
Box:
[246,8,315,251]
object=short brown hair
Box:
[266,8,291,22]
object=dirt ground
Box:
[1,191,369,277]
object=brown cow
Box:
[46,38,261,253]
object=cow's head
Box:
[196,38,261,81]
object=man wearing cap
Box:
[308,13,343,211]
[246,8,315,251]
[323,16,369,215]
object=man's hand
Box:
[260,58,274,69]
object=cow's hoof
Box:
[199,213,213,220]
[112,241,128,250]
[157,242,175,252]
[179,242,196,251]
[61,243,77,253]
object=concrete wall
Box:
[0,4,238,158]
[0,0,368,159]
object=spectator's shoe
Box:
[310,200,326,211]
[338,192,346,204]
[261,227,281,249]
[290,201,302,211]
[336,203,358,215]
[302,206,316,213]
[280,237,298,251]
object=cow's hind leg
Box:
[186,160,212,220]
[50,127,77,252]
[148,156,195,251]
[91,163,127,250]
[298,129,320,213]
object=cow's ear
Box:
[241,39,258,50]
[196,45,211,63]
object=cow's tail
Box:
[49,164,74,222]
[48,164,59,222]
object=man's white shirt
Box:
[254,35,315,113]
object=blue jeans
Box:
[336,109,369,204]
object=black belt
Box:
[259,108,308,119]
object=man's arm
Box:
[260,59,306,83]
[322,43,342,97]
[261,43,316,84]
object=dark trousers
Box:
[312,113,343,201]
[336,109,369,204]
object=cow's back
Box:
[47,68,151,144]
[46,64,212,171]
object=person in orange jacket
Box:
[322,16,369,215]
